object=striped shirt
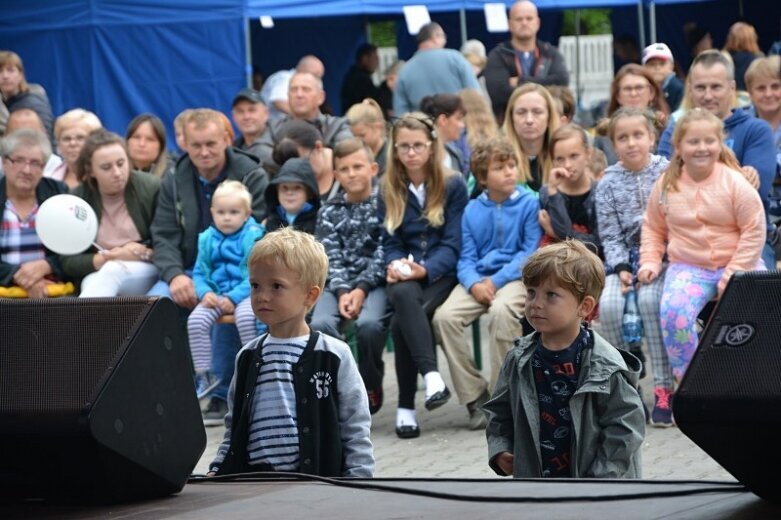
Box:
[1,200,45,265]
[247,334,307,470]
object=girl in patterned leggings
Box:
[594,108,672,426]
[639,109,766,387]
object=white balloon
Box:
[36,194,99,255]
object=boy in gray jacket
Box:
[484,240,645,478]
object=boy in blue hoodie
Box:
[187,180,265,423]
[433,136,542,430]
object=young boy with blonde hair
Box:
[209,227,374,477]
[485,240,645,478]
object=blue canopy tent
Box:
[0,0,248,141]
[1,0,778,144]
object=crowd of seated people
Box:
[1,8,779,454]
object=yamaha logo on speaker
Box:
[712,323,755,347]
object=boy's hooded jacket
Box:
[264,158,321,234]
[484,329,645,478]
[193,217,264,304]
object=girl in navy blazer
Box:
[378,112,468,439]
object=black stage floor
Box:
[1,477,778,519]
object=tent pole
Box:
[459,9,467,47]
[575,9,582,107]
[636,1,646,51]
[649,1,656,43]
[243,17,252,88]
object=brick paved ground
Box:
[193,322,733,481]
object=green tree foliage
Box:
[562,9,612,36]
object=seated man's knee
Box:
[310,317,339,337]
[487,301,517,324]
[356,317,386,339]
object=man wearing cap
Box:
[643,43,684,112]
[484,0,569,121]
[231,88,269,159]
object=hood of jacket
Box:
[512,329,642,389]
[475,185,533,208]
[724,106,751,132]
[264,158,321,215]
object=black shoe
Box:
[395,424,421,439]
[202,397,228,427]
[367,386,383,415]
[424,387,451,411]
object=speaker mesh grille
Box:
[682,271,781,400]
[0,298,153,416]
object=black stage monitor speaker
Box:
[675,270,781,503]
[0,297,206,503]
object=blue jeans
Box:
[147,272,241,403]
[762,242,776,271]
[210,323,241,401]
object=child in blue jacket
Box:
[433,136,542,430]
[187,180,264,393]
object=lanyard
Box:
[514,46,541,79]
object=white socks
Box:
[396,408,417,428]
[424,371,446,399]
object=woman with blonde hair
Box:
[345,98,389,175]
[48,108,103,188]
[379,112,468,439]
[502,83,560,192]
[724,21,763,91]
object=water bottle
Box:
[622,289,644,346]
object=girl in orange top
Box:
[639,108,766,382]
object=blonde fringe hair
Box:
[248,227,328,296]
[501,83,560,185]
[661,108,742,193]
[54,109,102,141]
[381,112,450,233]
[460,88,498,151]
[213,180,252,213]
